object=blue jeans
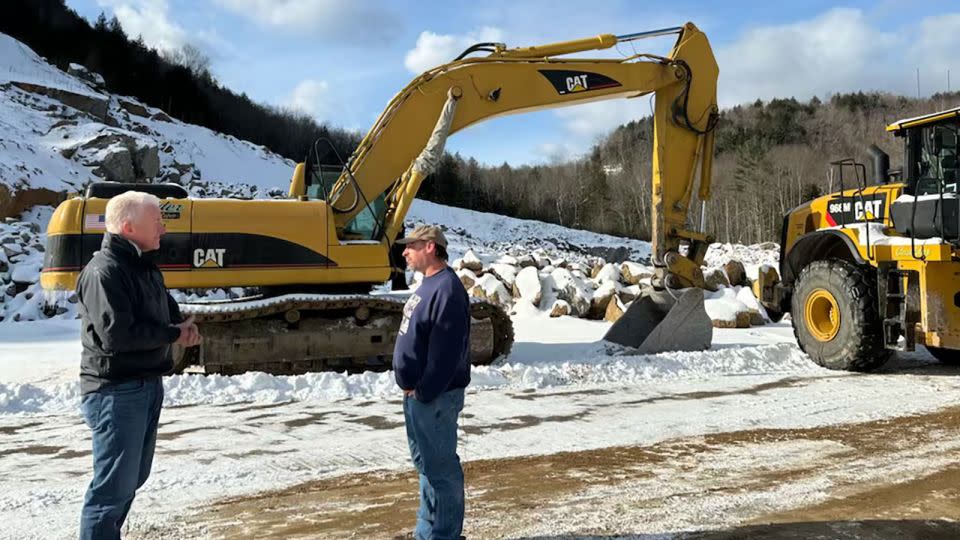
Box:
[79,377,163,540]
[403,388,466,540]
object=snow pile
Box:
[704,242,780,280]
[0,341,815,414]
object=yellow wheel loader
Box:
[41,23,721,375]
[755,107,960,371]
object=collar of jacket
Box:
[101,233,156,267]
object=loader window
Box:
[913,123,960,196]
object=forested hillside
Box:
[422,92,960,244]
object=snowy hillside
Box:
[0,32,294,197]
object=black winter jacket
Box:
[77,233,182,394]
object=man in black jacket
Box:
[76,191,200,540]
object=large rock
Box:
[735,285,768,325]
[703,268,730,292]
[550,267,591,317]
[71,131,161,182]
[488,263,518,290]
[620,261,652,285]
[592,262,620,283]
[723,260,748,287]
[0,185,66,220]
[10,81,108,120]
[704,287,754,328]
[67,63,105,88]
[604,295,626,322]
[118,99,149,118]
[456,268,477,290]
[588,280,618,320]
[469,274,511,307]
[133,141,160,178]
[712,311,753,329]
[512,266,542,306]
[549,299,571,318]
[515,254,537,268]
[455,249,483,272]
[96,143,135,182]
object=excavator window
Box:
[305,164,345,201]
[342,194,387,240]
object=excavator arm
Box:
[291,22,719,289]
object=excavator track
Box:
[171,293,514,376]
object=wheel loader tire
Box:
[791,259,891,371]
[925,346,960,366]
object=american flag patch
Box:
[84,214,106,230]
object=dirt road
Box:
[182,405,960,539]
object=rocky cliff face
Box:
[0,32,295,220]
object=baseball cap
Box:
[395,224,448,248]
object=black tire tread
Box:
[791,259,891,371]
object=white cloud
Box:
[536,142,586,164]
[404,27,504,74]
[212,0,401,42]
[96,0,188,52]
[911,13,960,85]
[716,8,903,107]
[541,8,960,164]
[284,79,331,120]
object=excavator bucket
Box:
[603,287,712,354]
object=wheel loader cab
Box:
[757,106,960,372]
[889,116,960,240]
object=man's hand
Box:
[403,389,416,397]
[173,315,203,347]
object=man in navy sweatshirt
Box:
[393,225,471,540]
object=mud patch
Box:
[222,448,298,459]
[0,445,64,457]
[622,376,832,406]
[0,421,42,435]
[283,412,336,429]
[509,388,615,401]
[228,401,292,414]
[462,411,593,436]
[157,427,211,441]
[345,416,405,430]
[55,449,90,460]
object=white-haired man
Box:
[76,190,200,540]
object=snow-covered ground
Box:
[1,313,954,540]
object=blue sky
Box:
[63,0,960,165]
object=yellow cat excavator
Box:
[755,107,960,371]
[41,22,719,375]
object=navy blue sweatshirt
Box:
[393,266,471,403]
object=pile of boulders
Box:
[450,247,770,328]
[0,214,78,322]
